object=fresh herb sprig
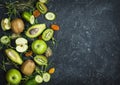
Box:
[0,0,35,18]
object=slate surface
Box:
[0,0,120,85]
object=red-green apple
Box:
[6,69,22,85]
[32,40,47,54]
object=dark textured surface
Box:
[1,0,120,85]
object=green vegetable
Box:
[45,12,56,21]
[35,75,43,83]
[22,12,35,24]
[1,18,11,31]
[26,24,46,38]
[5,49,23,65]
[34,55,48,66]
[36,2,48,14]
[0,0,35,18]
[0,36,10,45]
[43,72,51,82]
[42,29,54,41]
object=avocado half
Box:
[26,24,46,38]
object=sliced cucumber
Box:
[42,29,54,41]
[43,72,51,82]
[0,36,10,44]
[22,12,35,24]
[39,0,48,3]
[45,12,56,21]
[35,75,43,83]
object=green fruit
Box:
[36,2,48,14]
[5,49,23,65]
[42,29,54,41]
[1,18,11,31]
[26,24,46,38]
[0,36,10,45]
[32,40,47,54]
[15,37,28,53]
[34,55,48,65]
[6,69,22,85]
[25,79,38,85]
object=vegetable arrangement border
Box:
[0,0,60,85]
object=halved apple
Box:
[15,37,28,53]
[1,18,11,31]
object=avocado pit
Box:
[29,28,39,35]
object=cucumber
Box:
[35,75,43,83]
[43,72,51,82]
[45,12,56,21]
[0,36,10,44]
[22,12,35,24]
[42,29,54,41]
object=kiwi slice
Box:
[34,55,48,66]
[42,29,54,41]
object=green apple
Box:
[6,69,22,85]
[32,40,47,54]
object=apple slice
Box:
[15,37,28,45]
[15,37,28,53]
[16,45,28,53]
[1,18,11,31]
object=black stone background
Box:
[1,0,120,85]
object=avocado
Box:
[26,24,46,38]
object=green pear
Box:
[5,49,23,65]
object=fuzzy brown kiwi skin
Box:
[11,18,25,34]
[21,60,36,76]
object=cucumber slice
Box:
[35,75,43,83]
[43,72,51,82]
[42,29,54,41]
[0,36,10,44]
[39,0,48,3]
[45,12,56,21]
